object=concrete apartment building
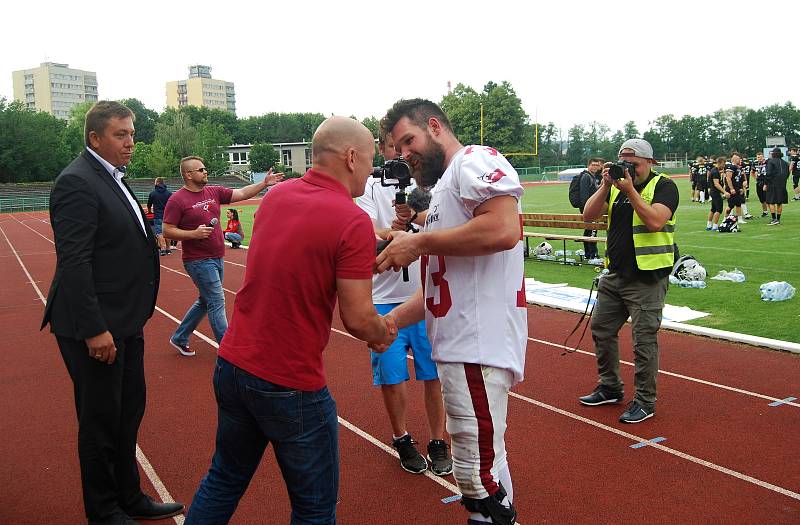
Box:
[12,62,99,120]
[166,65,236,114]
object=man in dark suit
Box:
[42,101,184,524]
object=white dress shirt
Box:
[86,148,146,234]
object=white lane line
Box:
[2,219,183,523]
[10,215,240,296]
[528,336,800,408]
[331,327,800,502]
[0,224,47,304]
[136,446,185,524]
[509,391,800,502]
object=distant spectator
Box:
[764,147,789,225]
[577,158,603,260]
[788,147,800,201]
[147,177,173,256]
[223,208,244,248]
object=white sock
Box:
[699,191,705,202]
[392,432,408,441]
[742,203,749,215]
[712,225,718,230]
[707,221,712,228]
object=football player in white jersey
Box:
[355,129,452,477]
[375,99,527,525]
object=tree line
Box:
[2,87,799,183]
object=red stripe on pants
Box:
[464,363,499,497]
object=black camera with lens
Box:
[372,156,412,191]
[607,160,637,180]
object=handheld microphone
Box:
[208,218,219,227]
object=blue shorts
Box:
[371,303,438,385]
[153,218,163,235]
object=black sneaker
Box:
[619,401,654,423]
[579,385,624,406]
[761,211,769,217]
[426,439,453,476]
[392,434,427,474]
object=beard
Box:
[409,137,446,189]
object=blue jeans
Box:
[172,258,227,345]
[186,358,339,525]
[224,232,242,243]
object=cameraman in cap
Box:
[578,138,679,423]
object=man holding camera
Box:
[355,127,452,476]
[375,99,526,525]
[162,158,282,355]
[578,138,678,424]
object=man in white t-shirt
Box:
[355,129,452,477]
[375,99,527,525]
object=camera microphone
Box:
[208,218,218,227]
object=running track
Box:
[1,210,798,524]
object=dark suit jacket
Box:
[42,150,160,340]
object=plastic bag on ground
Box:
[759,281,796,302]
[710,268,746,282]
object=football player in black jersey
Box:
[740,154,753,218]
[725,153,748,223]
[789,147,800,201]
[706,156,728,230]
[695,156,708,203]
[689,158,699,201]
[753,152,769,216]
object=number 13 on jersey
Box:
[421,255,452,318]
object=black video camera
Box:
[607,160,637,180]
[372,156,413,196]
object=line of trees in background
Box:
[2,84,800,183]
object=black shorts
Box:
[710,192,723,213]
[756,184,767,203]
[728,192,744,208]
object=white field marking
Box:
[679,243,800,257]
[337,417,461,495]
[509,391,800,502]
[528,336,800,408]
[2,225,183,523]
[0,224,47,304]
[145,314,473,516]
[10,216,239,296]
[331,326,800,505]
[136,446,185,524]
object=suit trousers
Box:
[57,332,147,521]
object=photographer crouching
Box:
[578,139,679,423]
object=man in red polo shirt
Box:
[185,116,397,525]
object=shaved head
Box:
[310,116,376,197]
[312,116,374,162]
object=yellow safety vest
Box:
[607,173,676,270]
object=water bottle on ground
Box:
[759,281,796,301]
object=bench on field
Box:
[520,213,608,265]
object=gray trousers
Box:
[590,272,668,409]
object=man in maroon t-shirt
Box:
[184,117,397,524]
[163,156,283,355]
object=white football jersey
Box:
[422,146,528,384]
[355,177,421,304]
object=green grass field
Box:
[223,179,800,344]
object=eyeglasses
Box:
[187,167,208,174]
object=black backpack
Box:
[568,172,585,208]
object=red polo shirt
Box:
[218,169,375,391]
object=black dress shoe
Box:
[125,496,184,520]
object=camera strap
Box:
[561,276,599,356]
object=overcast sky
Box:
[3,0,797,137]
